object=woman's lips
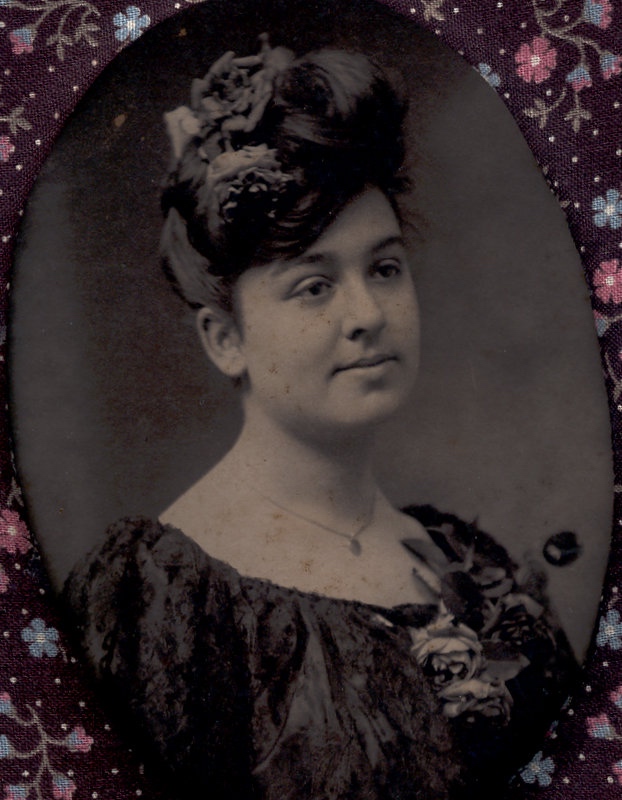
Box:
[333,354,397,374]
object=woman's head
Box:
[160,36,408,313]
[197,186,420,439]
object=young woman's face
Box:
[231,187,420,438]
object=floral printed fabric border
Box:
[0,0,620,797]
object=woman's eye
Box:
[373,260,402,279]
[293,278,332,299]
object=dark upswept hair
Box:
[160,46,408,312]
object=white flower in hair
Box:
[164,106,201,160]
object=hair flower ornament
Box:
[164,105,201,161]
[190,35,294,145]
[161,41,409,291]
[165,33,294,158]
[163,34,296,249]
[200,144,292,235]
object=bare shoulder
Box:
[160,459,252,544]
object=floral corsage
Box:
[403,516,551,725]
[410,609,528,722]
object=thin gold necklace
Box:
[251,486,377,556]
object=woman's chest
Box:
[233,591,442,774]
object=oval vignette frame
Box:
[0,0,620,798]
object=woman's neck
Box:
[222,406,379,526]
[159,401,436,607]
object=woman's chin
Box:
[323,390,412,433]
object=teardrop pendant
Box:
[249,482,375,556]
[349,539,362,556]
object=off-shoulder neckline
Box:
[147,515,440,622]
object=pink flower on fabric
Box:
[566,65,592,92]
[52,776,76,800]
[614,760,622,784]
[0,509,31,555]
[66,725,94,753]
[515,37,557,84]
[594,259,622,303]
[587,712,616,739]
[601,52,622,80]
[0,136,15,163]
[9,28,34,55]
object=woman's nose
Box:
[341,280,386,340]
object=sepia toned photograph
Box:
[7,0,614,797]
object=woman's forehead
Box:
[312,189,402,245]
[271,189,404,272]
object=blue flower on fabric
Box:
[0,692,13,716]
[5,787,29,800]
[0,734,13,758]
[544,718,559,740]
[52,775,76,800]
[566,65,592,91]
[587,713,616,739]
[594,312,609,337]
[21,618,59,657]
[600,52,622,80]
[520,751,555,787]
[477,63,501,88]
[597,609,622,648]
[66,725,94,753]
[593,190,622,229]
[113,6,150,42]
[9,27,34,55]
[583,0,612,29]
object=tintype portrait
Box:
[8,0,613,797]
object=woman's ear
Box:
[196,306,247,379]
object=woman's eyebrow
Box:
[303,236,406,262]
[269,236,406,278]
[371,235,406,254]
[290,252,329,266]
[269,252,330,277]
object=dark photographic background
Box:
[8,0,613,657]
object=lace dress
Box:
[63,505,578,800]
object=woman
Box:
[65,36,577,800]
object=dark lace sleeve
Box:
[402,504,580,798]
[63,517,257,800]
